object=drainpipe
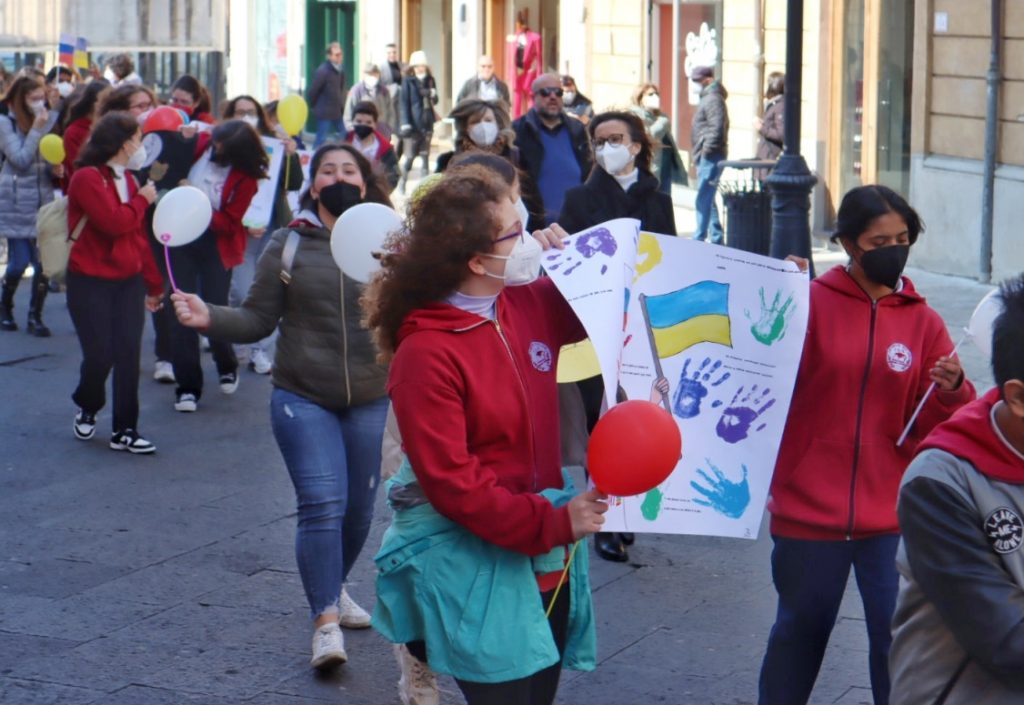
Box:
[753,0,765,152]
[980,0,1002,283]
[671,0,680,149]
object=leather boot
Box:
[1,274,18,331]
[594,532,628,562]
[26,273,51,337]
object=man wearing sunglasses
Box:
[513,74,593,230]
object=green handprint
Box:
[641,486,664,520]
[745,287,795,346]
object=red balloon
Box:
[143,106,184,134]
[587,400,682,496]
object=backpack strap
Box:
[279,230,301,285]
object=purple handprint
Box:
[714,385,776,444]
[545,227,616,275]
[672,357,731,419]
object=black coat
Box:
[399,73,438,133]
[512,110,593,227]
[308,62,347,121]
[558,167,677,236]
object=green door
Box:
[305,0,358,131]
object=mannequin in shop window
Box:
[507,11,542,119]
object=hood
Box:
[287,209,330,239]
[919,388,1024,483]
[814,265,924,307]
[395,301,493,348]
[701,80,729,100]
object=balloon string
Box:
[895,330,968,447]
[545,540,581,619]
[163,245,179,293]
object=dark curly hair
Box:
[209,119,270,180]
[994,274,1024,393]
[588,110,654,174]
[362,165,510,362]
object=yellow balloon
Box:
[39,134,65,165]
[557,339,602,383]
[278,95,309,136]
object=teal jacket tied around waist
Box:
[372,459,597,683]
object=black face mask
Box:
[857,244,910,289]
[353,124,374,140]
[318,181,363,217]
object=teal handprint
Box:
[690,459,750,519]
[745,287,795,346]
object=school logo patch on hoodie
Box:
[886,343,913,372]
[985,507,1024,554]
[529,342,552,372]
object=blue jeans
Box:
[314,118,346,148]
[694,154,724,243]
[3,239,40,281]
[270,387,388,619]
[758,535,899,705]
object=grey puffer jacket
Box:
[0,113,58,239]
[204,215,387,411]
[690,81,729,163]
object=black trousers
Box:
[147,232,174,362]
[66,271,146,433]
[407,586,571,705]
[168,230,236,397]
[401,131,432,175]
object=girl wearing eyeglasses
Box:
[363,164,608,705]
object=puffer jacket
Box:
[0,113,58,239]
[690,81,729,163]
[203,213,387,410]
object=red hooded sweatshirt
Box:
[191,132,260,269]
[388,276,586,557]
[767,266,976,540]
[918,388,1024,483]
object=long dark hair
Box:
[76,112,139,168]
[65,80,111,129]
[209,120,270,179]
[299,143,393,212]
[222,95,272,136]
[2,75,44,132]
[170,74,211,116]
[588,111,654,174]
[362,165,509,362]
[832,185,923,246]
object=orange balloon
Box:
[587,400,682,496]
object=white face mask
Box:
[468,121,498,147]
[56,82,74,99]
[126,144,147,171]
[482,235,542,286]
[414,68,427,79]
[241,115,260,128]
[364,75,379,89]
[563,91,576,105]
[136,109,154,125]
[642,93,661,111]
[28,99,46,114]
[514,197,530,230]
[596,143,634,175]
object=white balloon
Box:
[966,289,1002,360]
[330,203,403,283]
[152,186,213,248]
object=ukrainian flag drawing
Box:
[640,281,732,358]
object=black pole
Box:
[766,0,818,274]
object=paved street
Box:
[0,244,997,704]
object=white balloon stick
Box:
[896,331,968,448]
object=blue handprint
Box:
[714,385,776,444]
[691,459,750,519]
[672,357,731,419]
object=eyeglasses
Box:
[235,110,258,118]
[129,101,153,112]
[535,87,564,98]
[593,133,628,149]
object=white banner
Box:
[242,136,286,229]
[544,224,810,539]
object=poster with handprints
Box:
[545,226,809,540]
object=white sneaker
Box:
[394,644,440,705]
[339,587,372,629]
[174,392,198,413]
[310,623,347,670]
[249,349,272,375]
[153,360,175,384]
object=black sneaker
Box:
[219,372,239,395]
[110,429,156,454]
[73,410,96,440]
